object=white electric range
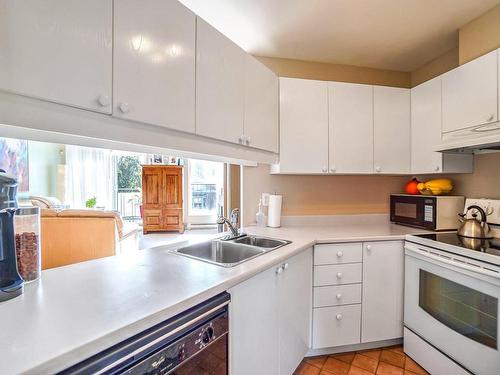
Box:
[404,198,500,375]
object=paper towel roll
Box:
[267,195,282,228]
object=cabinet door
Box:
[374,86,410,174]
[279,78,329,174]
[442,49,498,133]
[0,0,112,113]
[279,248,312,375]
[229,266,279,375]
[196,18,245,144]
[411,77,444,174]
[362,241,404,343]
[329,82,373,174]
[113,0,195,133]
[244,55,279,152]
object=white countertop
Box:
[0,215,428,374]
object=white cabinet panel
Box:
[313,304,361,349]
[361,241,404,343]
[314,243,363,265]
[279,248,312,375]
[442,49,498,133]
[196,18,245,144]
[0,0,112,113]
[244,55,279,152]
[374,86,410,174]
[411,77,473,174]
[113,0,196,133]
[314,284,362,308]
[314,263,362,286]
[411,77,444,174]
[329,82,374,174]
[229,265,279,375]
[278,78,329,174]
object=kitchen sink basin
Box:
[172,235,291,267]
[232,235,291,249]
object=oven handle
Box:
[405,243,500,280]
[95,300,230,375]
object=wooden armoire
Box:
[142,165,184,234]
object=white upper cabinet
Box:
[113,0,196,133]
[195,18,245,144]
[243,55,279,152]
[329,82,374,174]
[411,77,473,174]
[442,49,498,133]
[277,78,329,174]
[0,0,112,113]
[373,86,410,174]
[411,77,443,173]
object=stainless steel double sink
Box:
[171,235,291,267]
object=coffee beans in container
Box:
[14,207,41,282]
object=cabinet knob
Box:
[366,245,372,252]
[434,166,440,172]
[238,136,244,144]
[336,293,342,300]
[336,314,343,321]
[283,262,289,270]
[97,94,110,107]
[336,272,343,279]
[119,102,130,113]
[322,168,327,173]
[487,114,495,122]
[330,166,336,173]
[375,166,381,173]
[336,251,343,258]
[245,137,251,146]
[276,266,283,275]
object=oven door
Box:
[404,243,500,375]
[390,195,434,229]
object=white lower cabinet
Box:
[229,248,312,375]
[361,241,404,343]
[312,240,404,349]
[313,305,362,348]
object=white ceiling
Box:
[179,0,500,71]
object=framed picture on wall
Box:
[152,155,163,164]
[0,138,29,191]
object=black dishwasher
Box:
[59,292,230,375]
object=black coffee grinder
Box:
[0,169,23,302]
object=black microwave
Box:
[390,194,464,230]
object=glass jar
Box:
[14,207,41,282]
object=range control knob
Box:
[202,326,214,344]
[177,346,186,361]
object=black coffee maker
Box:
[0,169,23,302]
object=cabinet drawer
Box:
[314,284,362,308]
[312,304,361,349]
[314,243,362,265]
[314,263,362,286]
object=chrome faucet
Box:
[217,208,242,239]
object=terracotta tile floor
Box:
[294,345,429,375]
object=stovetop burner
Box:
[416,233,500,256]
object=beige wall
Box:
[452,153,500,199]
[256,56,411,88]
[459,4,500,64]
[411,47,459,87]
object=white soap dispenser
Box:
[256,199,266,227]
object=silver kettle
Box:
[457,205,492,239]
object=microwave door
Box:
[391,197,425,228]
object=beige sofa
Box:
[40,208,139,269]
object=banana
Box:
[417,179,453,195]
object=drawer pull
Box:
[336,272,343,279]
[336,251,343,257]
[336,314,343,321]
[336,293,342,300]
[366,245,372,252]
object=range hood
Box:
[434,121,500,154]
